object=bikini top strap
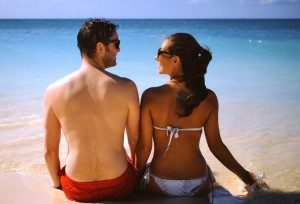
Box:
[153,125,202,157]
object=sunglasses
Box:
[105,39,120,49]
[157,48,174,57]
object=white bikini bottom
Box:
[140,164,215,197]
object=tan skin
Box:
[44,33,139,188]
[136,40,257,196]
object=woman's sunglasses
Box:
[105,39,120,49]
[157,48,174,57]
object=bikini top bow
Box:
[153,125,203,157]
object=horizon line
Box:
[1,17,300,20]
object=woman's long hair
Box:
[166,33,212,117]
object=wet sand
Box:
[1,173,299,204]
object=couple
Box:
[44,18,262,203]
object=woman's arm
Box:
[204,92,256,185]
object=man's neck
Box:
[82,55,106,71]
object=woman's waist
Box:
[150,157,208,179]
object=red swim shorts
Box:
[60,158,138,202]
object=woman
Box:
[136,33,262,197]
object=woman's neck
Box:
[168,79,190,92]
[170,75,185,83]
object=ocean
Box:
[0,19,299,196]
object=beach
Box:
[0,19,300,203]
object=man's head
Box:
[77,18,119,59]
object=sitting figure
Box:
[136,33,265,198]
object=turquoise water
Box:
[0,19,299,193]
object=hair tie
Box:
[184,93,193,103]
[198,47,204,57]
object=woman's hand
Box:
[245,171,269,193]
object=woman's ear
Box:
[173,56,180,65]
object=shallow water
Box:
[0,19,299,196]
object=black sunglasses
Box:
[105,39,120,49]
[157,48,173,57]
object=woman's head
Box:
[163,33,212,117]
[164,33,212,82]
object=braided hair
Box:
[166,33,212,117]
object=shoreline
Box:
[0,19,299,204]
[0,172,299,204]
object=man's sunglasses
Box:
[157,48,174,57]
[105,39,120,49]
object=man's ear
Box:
[96,42,105,54]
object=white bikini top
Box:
[153,125,203,157]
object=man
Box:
[44,18,139,202]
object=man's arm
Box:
[136,89,153,176]
[125,81,140,165]
[44,87,62,188]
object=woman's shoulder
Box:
[142,84,170,97]
[204,89,219,107]
[206,89,217,98]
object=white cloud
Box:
[260,0,299,4]
[0,0,59,6]
[187,0,210,5]
[238,0,299,4]
[260,0,280,4]
[0,0,23,5]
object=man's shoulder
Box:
[110,74,136,88]
[47,75,70,90]
[46,71,79,92]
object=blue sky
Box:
[0,0,299,19]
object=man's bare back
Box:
[46,64,139,182]
[44,19,139,201]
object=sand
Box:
[1,173,299,204]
